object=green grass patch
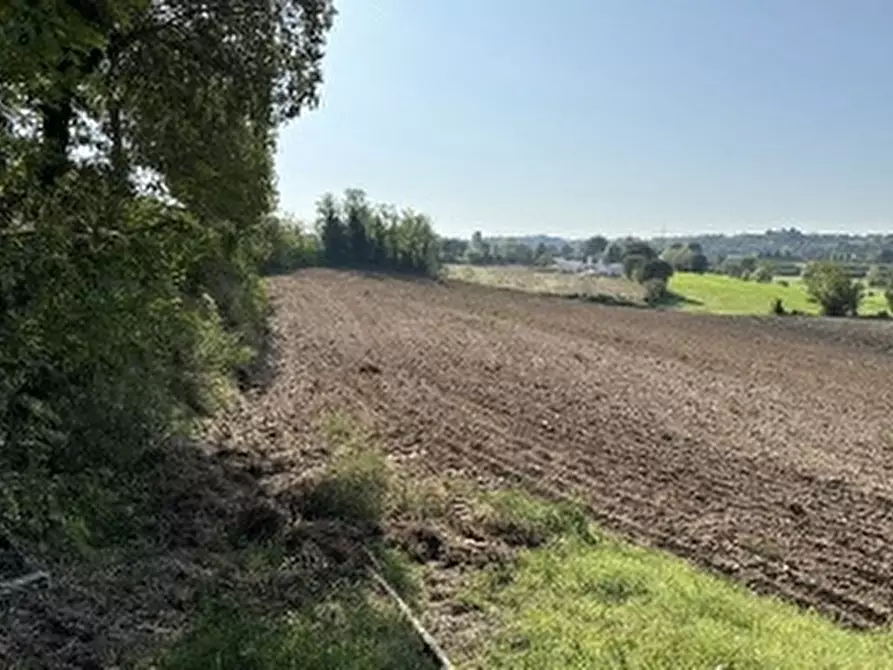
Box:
[156,593,439,670]
[670,272,889,316]
[465,493,893,669]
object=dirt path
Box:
[206,269,893,628]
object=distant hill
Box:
[484,235,572,249]
[474,229,893,263]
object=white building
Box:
[554,256,623,277]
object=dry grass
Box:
[444,264,645,304]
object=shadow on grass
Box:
[655,291,704,308]
[2,416,436,669]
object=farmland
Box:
[670,272,890,316]
[234,269,893,631]
[447,264,892,316]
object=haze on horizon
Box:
[275,0,893,239]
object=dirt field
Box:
[209,268,893,628]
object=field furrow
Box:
[226,269,893,628]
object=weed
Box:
[157,593,439,670]
[301,415,390,528]
[477,490,595,548]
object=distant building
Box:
[554,256,623,277]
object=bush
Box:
[644,279,668,306]
[802,261,863,317]
[0,193,250,549]
[770,298,786,316]
[260,215,319,275]
[639,258,674,283]
[623,254,647,280]
[750,264,774,283]
[886,287,893,313]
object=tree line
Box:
[1,1,335,550]
[261,189,440,278]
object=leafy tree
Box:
[740,256,759,275]
[316,193,347,266]
[875,248,893,264]
[439,238,468,263]
[644,279,668,305]
[466,230,492,265]
[622,240,658,261]
[661,243,707,272]
[623,255,644,280]
[750,263,774,283]
[865,264,891,288]
[639,258,674,283]
[0,0,336,545]
[604,241,625,264]
[260,215,318,274]
[534,244,554,267]
[583,236,609,259]
[802,261,863,317]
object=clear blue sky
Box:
[276,0,893,239]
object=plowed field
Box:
[211,269,893,628]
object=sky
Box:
[275,0,893,239]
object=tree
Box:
[623,254,647,280]
[622,240,657,261]
[719,258,745,278]
[802,261,863,317]
[639,258,674,283]
[466,230,492,265]
[866,264,891,288]
[343,188,371,265]
[604,241,624,264]
[750,263,774,283]
[583,236,608,259]
[316,193,347,266]
[874,248,893,264]
[644,279,668,306]
[534,243,554,267]
[0,0,336,544]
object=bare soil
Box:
[211,268,893,629]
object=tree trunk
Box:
[37,98,73,188]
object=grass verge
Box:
[155,592,439,670]
[461,493,893,669]
[146,411,893,669]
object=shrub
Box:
[623,254,648,280]
[0,193,254,549]
[802,261,863,317]
[865,265,891,288]
[751,264,774,283]
[644,279,668,306]
[770,298,786,316]
[639,258,674,283]
[886,287,893,313]
[300,415,390,528]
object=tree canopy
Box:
[802,262,863,317]
[1,0,335,547]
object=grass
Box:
[157,412,893,669]
[446,264,891,317]
[445,264,645,304]
[465,492,893,669]
[670,272,890,316]
[154,413,438,670]
[155,593,439,670]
